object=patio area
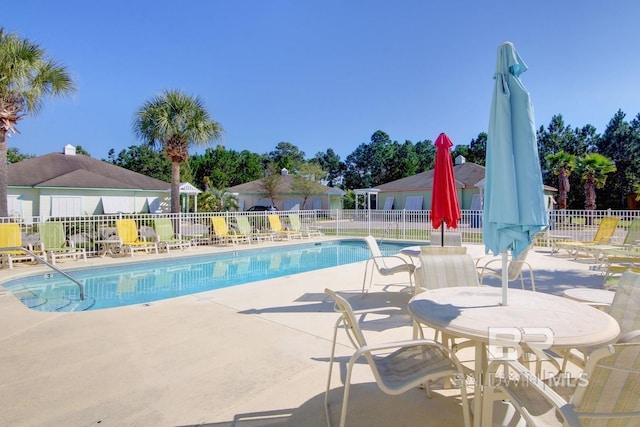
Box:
[0,241,607,426]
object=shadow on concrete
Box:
[178,382,468,427]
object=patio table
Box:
[95,239,123,257]
[408,286,620,427]
[563,287,615,309]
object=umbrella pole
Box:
[501,252,508,305]
[440,222,444,247]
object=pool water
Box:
[3,239,419,312]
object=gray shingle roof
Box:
[228,174,343,195]
[374,162,556,192]
[375,162,485,191]
[8,152,170,190]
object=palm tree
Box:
[199,187,238,212]
[0,28,75,216]
[545,151,576,210]
[572,153,616,213]
[133,89,223,213]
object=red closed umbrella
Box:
[430,133,461,246]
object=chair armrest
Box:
[619,329,640,343]
[486,358,582,427]
[370,255,412,265]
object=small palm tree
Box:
[0,28,75,216]
[572,153,616,211]
[545,151,576,210]
[204,187,238,212]
[133,89,223,213]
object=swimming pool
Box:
[2,239,420,312]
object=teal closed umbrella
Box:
[483,42,548,304]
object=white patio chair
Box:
[476,244,536,291]
[483,340,640,426]
[561,270,640,371]
[413,247,478,346]
[323,288,470,427]
[361,236,415,296]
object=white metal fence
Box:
[2,209,637,258]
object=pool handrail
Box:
[2,246,85,300]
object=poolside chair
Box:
[211,217,250,245]
[323,288,471,427]
[288,213,323,238]
[416,246,478,292]
[552,217,619,259]
[38,222,87,265]
[476,244,536,291]
[0,223,37,269]
[153,218,191,253]
[361,235,415,296]
[235,216,274,242]
[601,252,640,286]
[584,217,640,262]
[115,219,158,256]
[483,341,640,427]
[413,247,478,344]
[267,214,303,240]
[561,270,640,371]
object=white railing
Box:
[2,209,638,258]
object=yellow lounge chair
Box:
[211,217,250,245]
[115,219,158,256]
[0,223,36,269]
[267,214,302,240]
[552,217,619,259]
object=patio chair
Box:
[561,270,640,371]
[416,246,478,292]
[476,244,536,291]
[0,223,36,269]
[115,219,158,256]
[211,217,250,245]
[235,216,274,242]
[361,235,415,296]
[323,288,471,427]
[288,213,323,238]
[413,247,478,344]
[153,218,191,253]
[267,214,303,240]
[552,217,619,259]
[38,222,87,265]
[483,341,640,427]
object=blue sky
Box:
[7,1,640,161]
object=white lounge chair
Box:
[323,288,471,427]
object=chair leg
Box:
[325,319,342,427]
[361,260,373,298]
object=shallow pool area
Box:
[2,239,420,312]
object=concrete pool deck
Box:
[0,239,607,426]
